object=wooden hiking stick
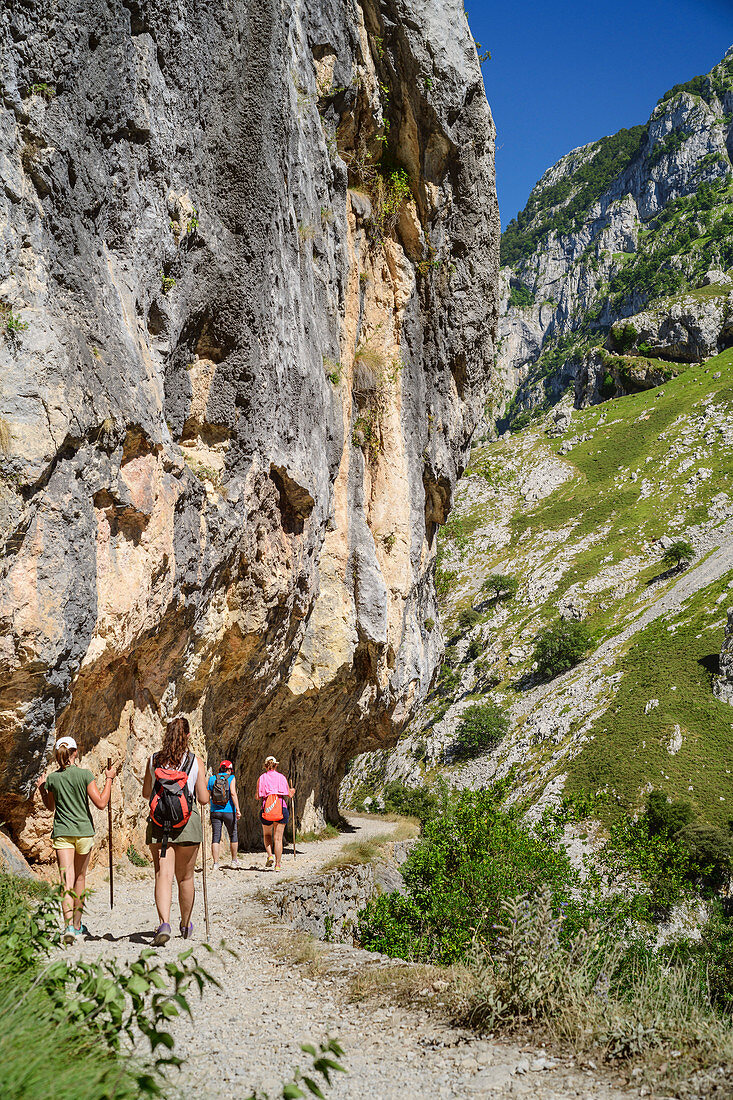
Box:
[292,793,296,860]
[201,789,211,940]
[107,758,114,909]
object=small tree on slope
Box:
[661,539,694,572]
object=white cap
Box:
[55,736,77,751]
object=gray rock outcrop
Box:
[714,607,733,705]
[0,0,499,855]
[496,48,733,418]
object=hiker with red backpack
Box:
[142,716,210,945]
[207,759,241,870]
[256,755,295,871]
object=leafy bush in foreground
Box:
[357,786,580,963]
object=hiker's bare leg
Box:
[262,824,273,858]
[211,840,221,864]
[56,848,75,924]
[72,850,92,929]
[174,844,198,927]
[230,837,238,863]
[274,823,285,867]
[150,843,175,924]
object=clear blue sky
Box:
[464,0,733,229]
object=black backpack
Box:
[211,772,230,808]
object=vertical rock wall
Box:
[0,0,498,855]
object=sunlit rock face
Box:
[0,0,499,854]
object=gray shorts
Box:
[211,812,237,844]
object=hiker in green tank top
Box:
[36,736,116,944]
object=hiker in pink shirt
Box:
[256,755,294,871]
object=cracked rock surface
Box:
[0,0,499,854]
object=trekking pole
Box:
[107,758,114,909]
[201,789,211,940]
[292,793,296,861]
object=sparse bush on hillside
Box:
[678,823,733,889]
[533,620,590,679]
[458,607,481,631]
[611,321,638,353]
[450,701,508,761]
[661,538,694,572]
[381,780,440,822]
[473,656,501,692]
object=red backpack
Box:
[149,752,195,853]
[262,792,284,822]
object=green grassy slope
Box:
[567,577,733,826]
[429,348,733,824]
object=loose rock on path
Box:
[72,815,637,1100]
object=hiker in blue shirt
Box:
[207,760,241,869]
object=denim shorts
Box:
[211,811,237,844]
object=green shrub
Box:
[508,284,534,310]
[127,843,148,867]
[533,619,590,679]
[645,790,694,837]
[435,565,458,599]
[466,636,483,661]
[357,785,579,963]
[601,790,732,916]
[612,322,638,353]
[458,607,481,631]
[434,660,461,698]
[424,616,435,633]
[450,702,508,761]
[382,781,440,822]
[701,906,733,1012]
[677,823,733,888]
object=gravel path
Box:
[68,815,639,1100]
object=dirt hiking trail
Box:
[71,815,638,1100]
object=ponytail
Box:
[54,743,74,770]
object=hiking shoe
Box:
[228,860,239,869]
[265,855,274,869]
[74,924,89,938]
[212,862,219,871]
[153,922,171,946]
[63,925,76,945]
[275,864,282,872]
[180,922,193,940]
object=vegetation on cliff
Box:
[500,124,648,266]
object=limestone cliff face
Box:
[496,48,733,417]
[0,0,499,855]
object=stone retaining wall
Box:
[266,841,411,943]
